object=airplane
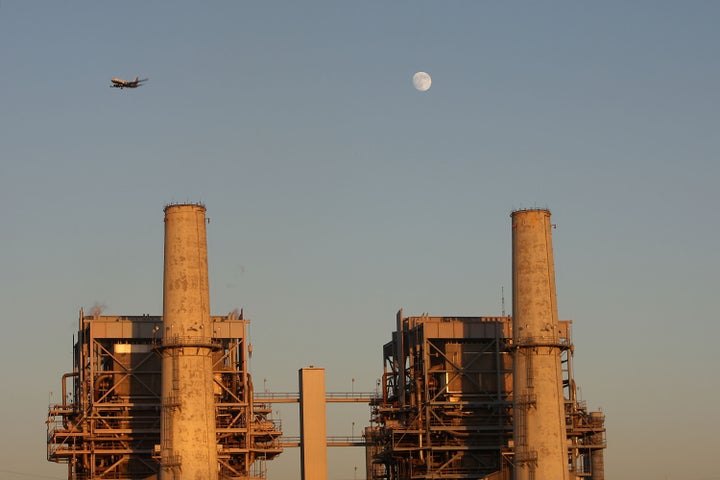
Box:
[110,76,148,89]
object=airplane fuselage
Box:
[110,76,146,89]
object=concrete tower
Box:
[160,204,218,480]
[511,209,568,480]
[299,367,328,480]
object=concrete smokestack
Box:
[511,209,568,480]
[160,204,218,480]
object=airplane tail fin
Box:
[134,76,139,83]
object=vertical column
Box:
[161,204,218,480]
[511,209,568,480]
[299,367,327,480]
[590,411,606,480]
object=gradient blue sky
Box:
[1,2,719,479]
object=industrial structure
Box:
[364,209,606,480]
[511,208,570,480]
[364,314,605,479]
[47,206,605,480]
[47,204,282,479]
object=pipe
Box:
[382,372,391,403]
[61,372,78,408]
[93,374,114,402]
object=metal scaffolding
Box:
[366,311,606,480]
[47,310,282,480]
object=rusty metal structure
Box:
[366,313,515,479]
[365,314,605,479]
[46,311,282,479]
[46,204,282,480]
[365,210,606,480]
[46,205,605,480]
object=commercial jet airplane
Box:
[110,76,148,89]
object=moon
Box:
[412,71,432,92]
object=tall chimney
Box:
[511,209,568,480]
[160,204,218,480]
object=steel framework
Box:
[47,310,282,480]
[367,311,606,480]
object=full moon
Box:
[412,71,432,92]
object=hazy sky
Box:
[1,2,719,479]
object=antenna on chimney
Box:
[501,286,506,317]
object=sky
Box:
[1,1,719,479]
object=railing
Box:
[160,335,220,348]
[511,336,570,348]
[275,435,367,447]
[326,391,378,402]
[514,447,538,464]
[515,393,537,407]
[253,391,379,402]
[254,392,299,401]
[161,454,182,467]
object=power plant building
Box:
[365,314,605,479]
[364,209,605,480]
[47,205,282,480]
[46,205,605,479]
